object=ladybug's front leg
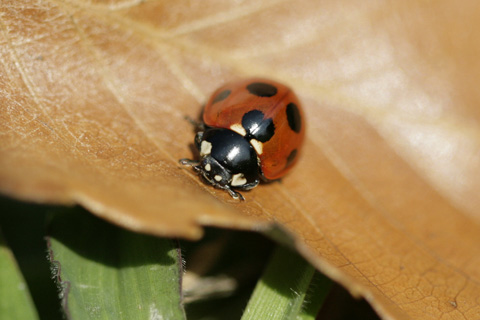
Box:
[179,159,201,167]
[179,159,204,178]
[224,187,245,201]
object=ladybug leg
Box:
[194,132,204,150]
[224,187,245,201]
[179,158,201,167]
[184,115,206,131]
[237,179,259,191]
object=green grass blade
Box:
[47,208,186,320]
[297,271,332,320]
[0,229,39,320]
[241,245,331,320]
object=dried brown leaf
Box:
[1,1,480,319]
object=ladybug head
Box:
[194,128,260,192]
[198,155,232,188]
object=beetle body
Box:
[180,78,305,200]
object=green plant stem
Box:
[0,229,39,320]
[241,245,331,320]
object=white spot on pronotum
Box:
[200,140,212,156]
[231,173,247,186]
[205,163,211,171]
[214,175,222,181]
[149,303,164,320]
[230,123,247,136]
[250,139,263,155]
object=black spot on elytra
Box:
[246,82,278,97]
[212,89,231,104]
[286,103,301,133]
[286,149,297,167]
[241,110,275,143]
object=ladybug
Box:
[180,78,305,200]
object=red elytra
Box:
[203,78,305,181]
